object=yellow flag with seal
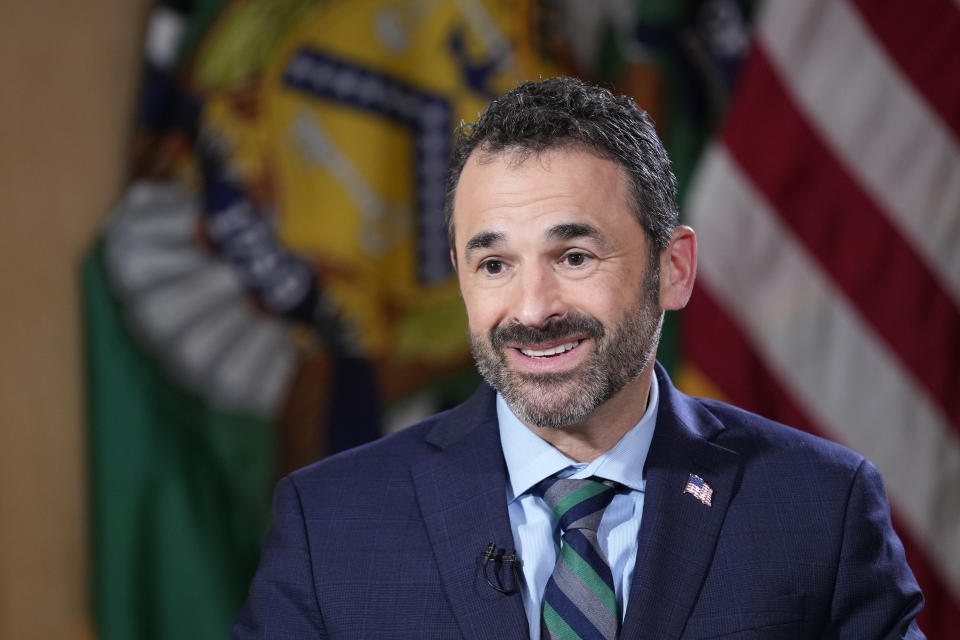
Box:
[253,0,556,375]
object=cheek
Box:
[567,279,640,323]
[563,279,617,314]
[459,285,501,333]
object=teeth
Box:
[519,341,580,358]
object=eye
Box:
[561,251,591,268]
[479,259,506,276]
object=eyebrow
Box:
[464,230,505,260]
[546,222,603,243]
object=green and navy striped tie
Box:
[535,476,621,640]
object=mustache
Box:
[489,313,605,350]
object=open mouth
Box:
[518,340,581,359]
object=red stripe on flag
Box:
[720,46,960,429]
[683,290,808,431]
[684,287,816,437]
[850,0,960,142]
[683,286,960,634]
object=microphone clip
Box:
[479,542,522,595]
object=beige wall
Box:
[0,3,151,638]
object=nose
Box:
[509,262,566,328]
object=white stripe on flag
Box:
[688,143,960,597]
[758,0,960,304]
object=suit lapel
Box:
[412,385,530,640]
[621,366,742,639]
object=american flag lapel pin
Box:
[683,473,713,506]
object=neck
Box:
[525,365,655,463]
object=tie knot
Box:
[534,476,619,533]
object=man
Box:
[233,77,924,639]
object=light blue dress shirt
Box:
[497,374,659,640]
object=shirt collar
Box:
[498,373,659,502]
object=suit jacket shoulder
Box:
[234,383,531,639]
[624,365,925,639]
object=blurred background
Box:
[0,0,956,638]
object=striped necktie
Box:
[535,476,620,640]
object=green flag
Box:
[84,243,275,639]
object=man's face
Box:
[451,147,663,429]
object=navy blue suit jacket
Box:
[233,364,924,638]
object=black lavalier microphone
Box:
[479,542,523,595]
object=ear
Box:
[659,225,697,311]
[449,249,458,273]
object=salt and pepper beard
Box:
[469,261,663,429]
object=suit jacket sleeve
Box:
[827,459,924,639]
[231,476,326,639]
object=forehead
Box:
[451,146,639,249]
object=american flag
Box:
[683,474,713,507]
[680,0,960,636]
